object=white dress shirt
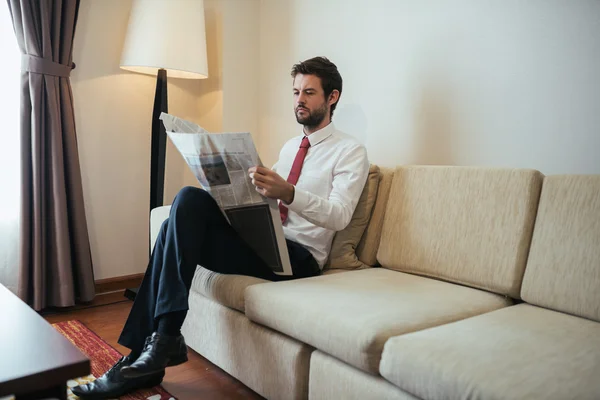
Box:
[272,122,369,268]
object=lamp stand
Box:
[125,68,169,302]
[150,68,168,210]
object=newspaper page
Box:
[160,113,292,276]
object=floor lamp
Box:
[119,0,208,300]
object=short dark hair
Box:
[291,57,343,117]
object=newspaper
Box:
[160,112,292,276]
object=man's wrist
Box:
[284,183,295,204]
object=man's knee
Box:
[173,186,214,211]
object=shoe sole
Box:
[121,353,189,379]
[71,374,165,399]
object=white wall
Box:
[71,0,600,280]
[222,0,260,142]
[257,0,600,174]
[73,0,221,280]
[173,0,225,192]
[176,0,262,188]
[73,0,261,280]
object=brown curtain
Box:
[7,0,95,310]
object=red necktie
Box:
[279,136,311,223]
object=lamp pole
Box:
[150,68,168,211]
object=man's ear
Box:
[328,89,340,107]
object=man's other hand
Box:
[248,166,294,203]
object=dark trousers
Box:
[118,186,320,352]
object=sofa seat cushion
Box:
[322,268,350,276]
[310,350,418,400]
[245,268,511,375]
[380,303,600,400]
[191,266,269,312]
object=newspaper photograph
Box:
[160,112,292,276]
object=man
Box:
[72,56,369,399]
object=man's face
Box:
[293,74,329,128]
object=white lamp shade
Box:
[120,0,208,79]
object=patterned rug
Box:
[52,320,176,400]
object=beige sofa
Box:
[150,166,600,400]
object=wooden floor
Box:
[44,295,264,400]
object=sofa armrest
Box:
[150,205,172,252]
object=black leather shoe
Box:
[70,355,165,399]
[121,332,188,378]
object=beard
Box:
[295,102,328,129]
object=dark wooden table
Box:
[0,284,90,400]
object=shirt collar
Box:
[303,122,335,147]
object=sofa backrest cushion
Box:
[355,167,395,266]
[521,175,600,322]
[326,164,380,270]
[377,166,543,298]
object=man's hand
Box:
[248,166,295,203]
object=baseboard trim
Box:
[95,273,144,294]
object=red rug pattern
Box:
[52,320,176,400]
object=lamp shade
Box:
[120,0,208,79]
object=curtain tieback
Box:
[21,54,76,78]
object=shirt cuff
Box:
[285,186,309,214]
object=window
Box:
[0,4,21,292]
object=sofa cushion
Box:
[182,290,312,400]
[325,164,380,270]
[380,303,600,400]
[355,167,395,266]
[190,266,268,312]
[321,268,349,276]
[309,350,418,400]
[378,166,543,298]
[245,268,511,375]
[521,175,600,322]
